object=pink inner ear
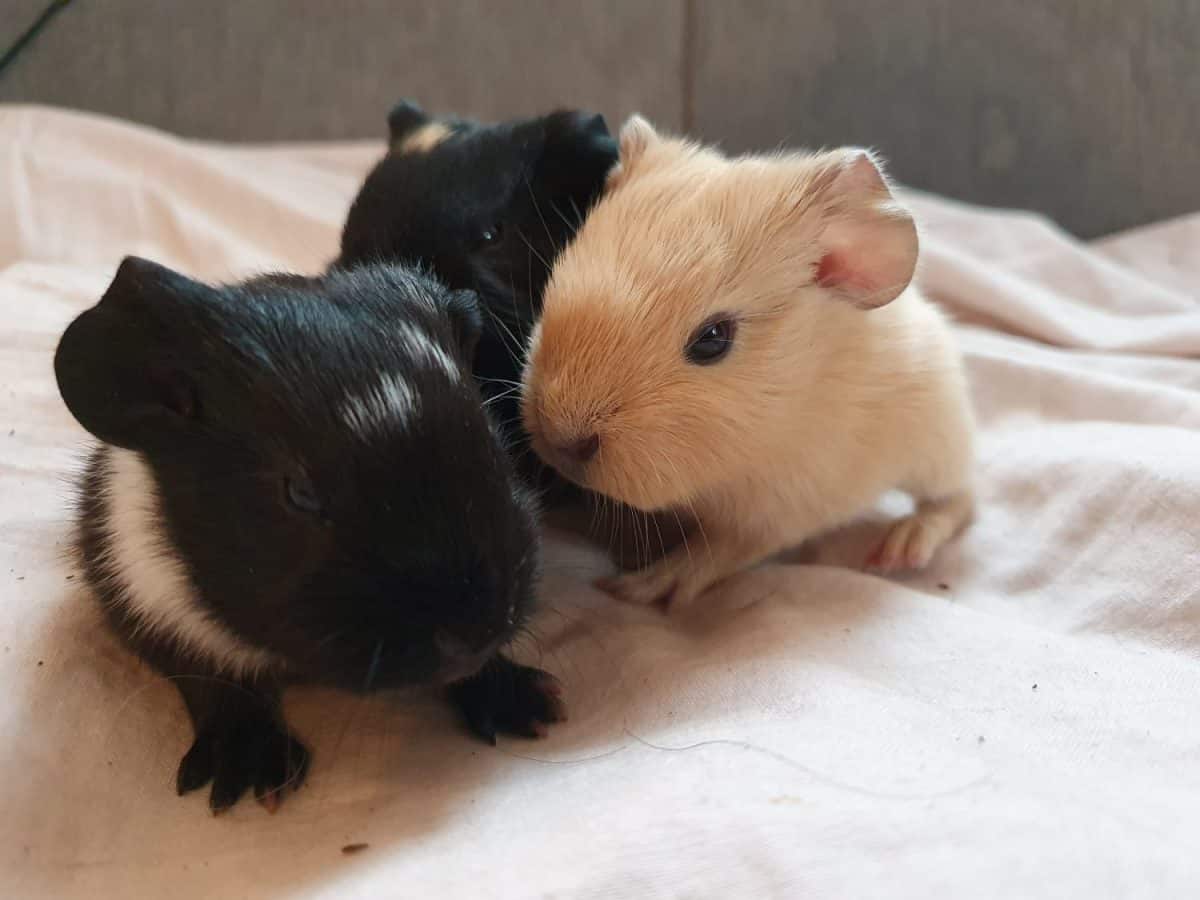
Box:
[816,251,866,292]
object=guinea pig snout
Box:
[525,394,603,475]
[557,432,600,464]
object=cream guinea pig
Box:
[520,116,976,609]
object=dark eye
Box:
[477,222,504,247]
[285,476,323,515]
[685,317,737,365]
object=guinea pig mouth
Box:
[525,422,601,488]
[338,635,503,693]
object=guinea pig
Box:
[334,100,618,493]
[55,257,564,813]
[521,116,976,609]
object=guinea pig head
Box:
[56,258,540,691]
[339,100,617,306]
[522,117,918,512]
[336,102,618,442]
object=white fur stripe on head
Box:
[98,448,282,678]
[396,322,459,380]
[341,373,418,436]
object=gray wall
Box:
[3,0,1197,237]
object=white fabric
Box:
[2,105,1198,899]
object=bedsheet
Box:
[1,106,1198,899]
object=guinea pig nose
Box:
[559,433,600,464]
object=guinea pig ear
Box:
[387,99,433,148]
[533,109,619,199]
[604,114,660,188]
[619,115,658,165]
[541,110,618,165]
[810,149,918,310]
[441,288,485,363]
[54,256,211,451]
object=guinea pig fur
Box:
[335,100,619,495]
[56,258,565,813]
[522,116,976,609]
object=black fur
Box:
[58,257,565,813]
[335,100,618,493]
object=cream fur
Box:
[397,122,453,154]
[522,118,976,608]
[96,447,282,676]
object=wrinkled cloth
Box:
[1,106,1198,899]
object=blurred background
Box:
[2,0,1196,237]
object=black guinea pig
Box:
[55,257,565,814]
[334,100,618,493]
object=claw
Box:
[176,717,310,815]
[537,674,564,698]
[256,788,281,815]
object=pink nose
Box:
[557,433,600,464]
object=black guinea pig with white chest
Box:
[335,100,618,492]
[55,257,565,814]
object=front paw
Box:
[176,715,310,814]
[597,564,680,608]
[598,553,716,610]
[449,658,567,745]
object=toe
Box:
[253,734,309,812]
[903,529,937,569]
[176,735,215,796]
[209,773,249,814]
[870,514,944,574]
[598,571,677,606]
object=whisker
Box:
[476,376,526,389]
[549,198,578,232]
[482,386,523,406]
[478,299,525,369]
[516,227,553,275]
[505,265,528,356]
[316,626,351,650]
[363,640,384,693]
[524,176,557,251]
[671,506,693,565]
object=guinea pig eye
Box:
[476,222,504,247]
[284,476,323,516]
[685,317,737,365]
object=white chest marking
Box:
[98,447,282,678]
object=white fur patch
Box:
[340,327,460,436]
[98,447,282,678]
[396,322,459,380]
[341,373,418,436]
[428,343,458,379]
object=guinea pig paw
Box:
[176,717,310,815]
[865,514,940,573]
[596,568,679,609]
[450,659,568,745]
